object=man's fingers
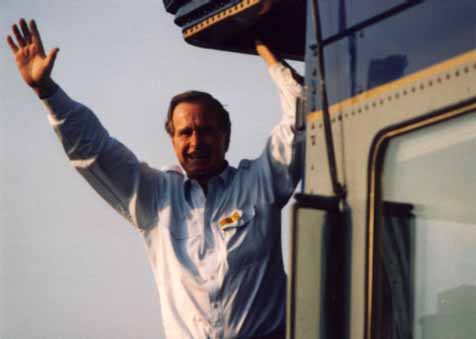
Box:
[6,35,19,53]
[29,19,45,55]
[19,18,32,44]
[12,24,26,47]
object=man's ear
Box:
[169,134,176,148]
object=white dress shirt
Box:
[44,63,303,338]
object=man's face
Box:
[171,101,227,182]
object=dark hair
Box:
[165,90,231,151]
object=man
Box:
[7,18,303,339]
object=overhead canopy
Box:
[163,0,306,61]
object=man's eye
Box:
[179,129,192,137]
[199,127,214,135]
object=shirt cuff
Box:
[268,62,304,98]
[42,86,77,120]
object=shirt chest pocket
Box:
[166,215,204,271]
[218,207,266,269]
[167,215,202,240]
[219,208,255,230]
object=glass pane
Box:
[311,0,476,106]
[288,207,325,339]
[319,0,404,39]
[377,112,476,339]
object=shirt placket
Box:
[205,178,225,339]
[209,293,225,338]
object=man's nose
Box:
[190,131,203,149]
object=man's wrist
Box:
[34,79,58,99]
[255,41,279,67]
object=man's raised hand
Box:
[6,18,59,98]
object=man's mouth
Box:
[187,152,209,161]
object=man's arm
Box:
[248,41,304,206]
[6,19,162,229]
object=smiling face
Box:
[171,101,227,185]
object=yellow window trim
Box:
[307,50,476,122]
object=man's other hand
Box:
[6,18,59,98]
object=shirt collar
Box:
[217,162,234,185]
[182,161,232,189]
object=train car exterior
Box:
[164,1,476,338]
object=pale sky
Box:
[0,1,303,338]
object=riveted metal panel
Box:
[304,49,476,339]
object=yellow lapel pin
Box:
[219,210,242,228]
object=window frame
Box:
[364,96,476,339]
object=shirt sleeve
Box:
[245,62,305,207]
[43,88,161,230]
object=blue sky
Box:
[0,1,303,337]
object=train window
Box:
[319,0,404,39]
[369,109,476,339]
